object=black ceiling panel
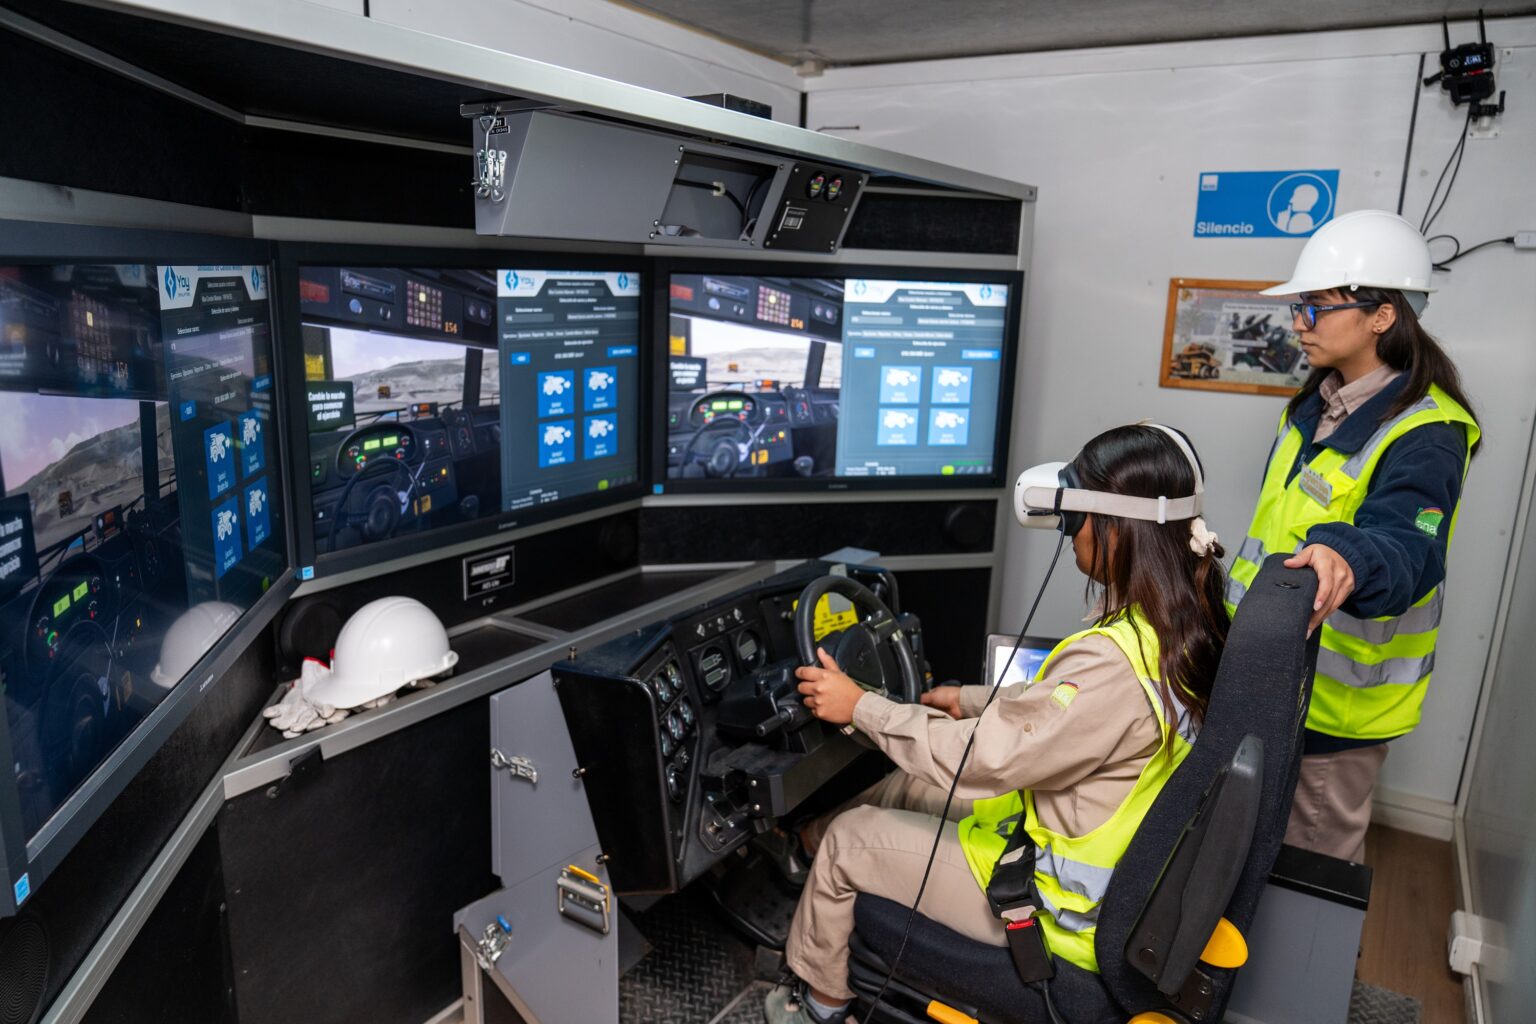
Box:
[1,0,515,145]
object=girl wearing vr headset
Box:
[765,424,1228,1024]
[1233,210,1480,863]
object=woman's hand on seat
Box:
[795,647,867,725]
[920,685,964,719]
[1284,543,1356,636]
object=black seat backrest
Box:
[1094,554,1319,1016]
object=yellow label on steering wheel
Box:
[793,593,861,642]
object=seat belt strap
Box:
[985,817,1055,983]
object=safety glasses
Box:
[1288,300,1379,330]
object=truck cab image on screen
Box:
[666,274,1008,480]
[298,267,640,555]
[0,262,285,841]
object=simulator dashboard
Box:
[0,261,285,843]
[664,272,1014,485]
[296,265,642,561]
[552,562,926,895]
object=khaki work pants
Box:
[1284,743,1389,863]
[784,772,1004,1000]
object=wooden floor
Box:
[1358,825,1466,1024]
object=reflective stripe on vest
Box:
[1316,647,1435,688]
[955,608,1193,974]
[1229,384,1478,740]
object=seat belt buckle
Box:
[1002,910,1055,984]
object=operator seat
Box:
[847,554,1320,1024]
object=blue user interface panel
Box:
[497,270,642,510]
[665,274,1009,481]
[296,265,640,558]
[0,262,284,841]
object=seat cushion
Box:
[852,894,1121,1024]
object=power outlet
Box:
[1515,231,1536,250]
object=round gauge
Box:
[664,662,681,690]
[45,629,61,659]
[89,575,102,594]
[35,615,49,638]
[665,763,683,802]
[696,644,730,693]
[678,699,695,727]
[667,711,685,740]
[87,600,100,621]
[659,731,675,758]
[654,675,673,703]
[735,629,766,672]
[346,443,362,462]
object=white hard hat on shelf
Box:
[306,596,459,710]
[151,601,242,688]
[1261,209,1435,310]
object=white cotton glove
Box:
[264,660,351,738]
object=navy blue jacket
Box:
[1275,375,1474,753]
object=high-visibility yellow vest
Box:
[956,609,1195,973]
[1227,383,1478,740]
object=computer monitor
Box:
[984,634,1061,690]
[657,264,1020,490]
[0,229,289,913]
[287,253,643,575]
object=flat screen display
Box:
[0,262,285,840]
[297,266,641,558]
[663,273,1012,484]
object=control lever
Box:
[753,706,794,738]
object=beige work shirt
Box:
[850,633,1164,838]
[1314,364,1401,443]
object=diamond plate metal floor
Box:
[619,887,758,1024]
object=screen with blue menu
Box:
[664,272,1013,484]
[297,265,641,558]
[0,261,285,841]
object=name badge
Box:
[1299,466,1333,507]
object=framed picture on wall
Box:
[1160,278,1309,396]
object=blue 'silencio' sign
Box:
[1194,170,1340,238]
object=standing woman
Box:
[1228,209,1480,863]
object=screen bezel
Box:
[650,258,1023,494]
[273,242,651,581]
[0,218,299,912]
[984,633,1064,689]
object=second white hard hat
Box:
[1261,209,1435,300]
[306,596,459,710]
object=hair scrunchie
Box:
[1188,516,1220,556]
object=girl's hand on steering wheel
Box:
[795,647,866,725]
[920,685,964,719]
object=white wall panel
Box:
[809,21,1536,805]
[1461,440,1536,1022]
[369,0,803,123]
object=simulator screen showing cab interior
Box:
[0,262,284,841]
[665,272,1012,484]
[297,266,642,558]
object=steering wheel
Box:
[680,417,757,478]
[794,575,923,707]
[326,457,419,551]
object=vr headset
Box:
[1013,423,1204,536]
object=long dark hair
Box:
[1074,425,1229,734]
[1284,287,1480,453]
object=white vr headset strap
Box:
[1024,484,1201,524]
[1015,422,1205,525]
